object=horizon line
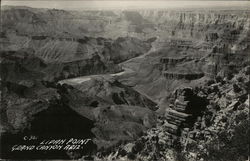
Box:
[2,1,250,10]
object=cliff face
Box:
[163,72,204,80]
[164,66,249,161]
[139,10,250,40]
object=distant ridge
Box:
[1,1,250,11]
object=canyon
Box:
[0,5,249,161]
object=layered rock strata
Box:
[163,72,204,80]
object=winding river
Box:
[58,67,134,85]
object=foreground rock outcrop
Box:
[97,66,249,161]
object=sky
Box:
[1,1,250,10]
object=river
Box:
[58,67,134,86]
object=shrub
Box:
[205,119,249,161]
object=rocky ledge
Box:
[163,71,204,80]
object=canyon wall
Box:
[1,6,250,160]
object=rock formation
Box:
[163,72,204,80]
[95,66,249,161]
[1,5,250,160]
